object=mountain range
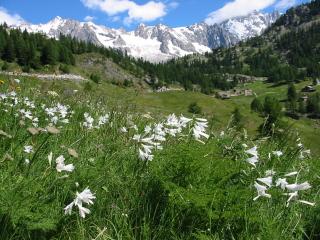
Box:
[14,11,280,62]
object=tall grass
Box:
[0,76,319,239]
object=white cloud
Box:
[81,0,167,24]
[110,15,121,22]
[205,0,276,25]
[0,7,25,26]
[168,1,179,9]
[84,15,96,22]
[275,0,296,10]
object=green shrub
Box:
[59,64,70,74]
[123,79,133,87]
[188,102,202,114]
[84,82,93,91]
[90,73,101,84]
[1,62,9,71]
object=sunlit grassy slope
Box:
[3,74,319,156]
[79,78,320,157]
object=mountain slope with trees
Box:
[148,0,320,93]
[0,24,148,83]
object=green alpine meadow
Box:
[0,0,320,239]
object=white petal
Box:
[64,201,74,215]
[78,205,91,218]
[284,171,298,177]
[298,200,315,206]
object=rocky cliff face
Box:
[15,11,280,62]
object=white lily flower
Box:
[192,119,209,143]
[75,188,96,205]
[276,178,288,190]
[139,148,154,161]
[245,146,258,157]
[286,182,311,192]
[272,151,283,157]
[141,136,154,145]
[98,114,109,126]
[257,176,273,187]
[56,155,75,173]
[78,205,91,218]
[57,164,75,172]
[64,201,74,215]
[24,145,33,154]
[253,182,271,201]
[285,191,299,204]
[64,188,95,218]
[300,149,311,159]
[179,116,192,127]
[120,127,128,133]
[132,134,141,142]
[246,155,259,167]
[83,113,94,129]
[265,170,276,176]
[144,125,152,134]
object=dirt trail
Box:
[0,71,87,82]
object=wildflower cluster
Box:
[254,170,314,206]
[82,112,110,129]
[242,140,314,207]
[131,114,209,161]
[64,188,96,218]
[0,91,73,128]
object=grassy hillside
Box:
[2,73,319,157]
[0,74,320,239]
[78,78,320,156]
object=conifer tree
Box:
[3,38,15,62]
[251,98,263,113]
[287,83,298,113]
[231,107,244,131]
[41,41,57,65]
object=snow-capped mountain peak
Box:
[13,11,279,62]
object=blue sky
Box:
[0,0,310,30]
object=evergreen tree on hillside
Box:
[26,42,37,67]
[251,98,263,113]
[231,107,244,131]
[306,93,320,115]
[41,41,57,65]
[15,36,28,66]
[287,83,298,113]
[260,96,283,135]
[287,83,298,101]
[299,100,306,114]
[3,38,15,62]
[0,28,7,58]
